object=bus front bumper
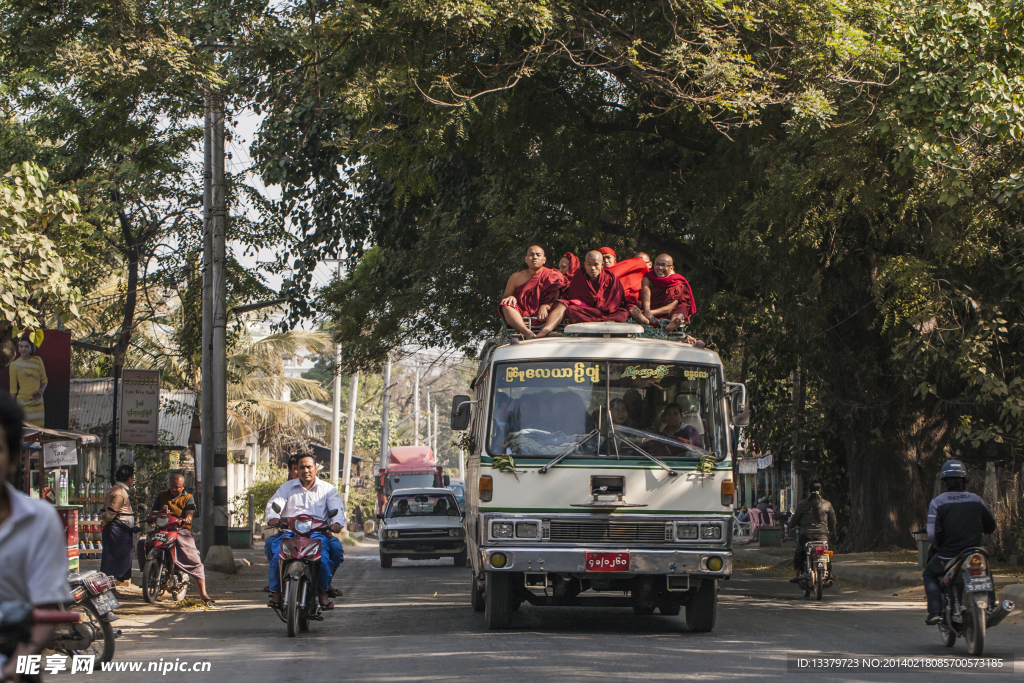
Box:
[478,547,732,576]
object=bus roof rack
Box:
[563,322,644,337]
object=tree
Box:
[0,161,81,364]
[245,0,1024,550]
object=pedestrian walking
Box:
[101,464,136,592]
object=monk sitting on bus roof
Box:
[535,250,629,336]
[630,253,696,333]
[499,245,567,339]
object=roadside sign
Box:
[120,369,160,445]
[43,440,78,468]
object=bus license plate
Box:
[586,552,629,572]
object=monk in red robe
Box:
[537,251,629,336]
[598,246,617,268]
[635,252,652,268]
[635,253,696,332]
[499,245,567,338]
[558,252,578,276]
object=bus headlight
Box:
[675,523,698,540]
[701,524,722,540]
[706,556,724,572]
[515,522,539,539]
[491,521,514,539]
[490,552,508,568]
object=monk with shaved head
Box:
[536,250,629,336]
[499,245,567,338]
[632,253,696,332]
[635,252,652,268]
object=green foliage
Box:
[236,463,289,526]
[0,162,81,345]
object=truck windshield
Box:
[489,361,725,460]
[387,473,436,491]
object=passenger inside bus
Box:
[660,404,702,447]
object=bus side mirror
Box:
[727,382,749,427]
[450,395,472,431]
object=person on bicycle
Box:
[789,483,836,581]
[923,460,996,625]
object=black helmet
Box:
[940,460,968,480]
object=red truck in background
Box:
[375,446,449,516]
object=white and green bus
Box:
[451,322,748,630]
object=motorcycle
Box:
[797,539,833,600]
[141,513,190,604]
[48,571,120,663]
[1,603,81,680]
[268,502,338,637]
[933,546,1015,655]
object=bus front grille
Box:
[548,520,670,543]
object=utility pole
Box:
[329,261,342,488]
[426,389,431,452]
[342,371,358,509]
[433,403,439,459]
[201,81,234,572]
[200,87,214,559]
[413,365,420,446]
[380,358,392,462]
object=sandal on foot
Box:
[267,597,282,610]
[319,601,335,611]
[327,587,342,598]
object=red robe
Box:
[499,267,567,325]
[607,257,650,307]
[561,252,580,278]
[558,267,629,323]
[645,273,696,319]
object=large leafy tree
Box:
[243,0,1024,550]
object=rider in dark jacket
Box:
[789,483,836,581]
[923,460,997,624]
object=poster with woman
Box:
[0,330,71,429]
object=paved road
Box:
[90,541,1024,682]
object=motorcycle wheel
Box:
[172,574,189,602]
[964,593,986,656]
[815,571,824,601]
[286,577,301,637]
[51,601,115,664]
[142,560,162,604]
[938,623,956,648]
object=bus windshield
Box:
[488,361,725,460]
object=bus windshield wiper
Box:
[609,431,680,477]
[538,430,598,473]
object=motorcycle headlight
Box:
[156,516,169,528]
[491,521,514,539]
[295,519,312,534]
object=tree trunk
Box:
[113,209,140,372]
[0,324,14,367]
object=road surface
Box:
[88,541,1024,682]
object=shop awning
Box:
[22,423,101,445]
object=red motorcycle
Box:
[141,513,190,604]
[269,502,338,637]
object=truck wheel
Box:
[471,573,485,612]
[485,572,514,629]
[380,549,392,569]
[454,549,468,567]
[685,579,717,633]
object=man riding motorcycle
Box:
[265,454,345,612]
[923,460,996,625]
[147,474,214,605]
[789,483,837,582]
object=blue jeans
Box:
[923,553,947,614]
[268,532,335,592]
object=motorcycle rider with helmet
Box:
[923,460,996,625]
[789,482,837,582]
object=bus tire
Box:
[485,572,513,629]
[685,579,717,633]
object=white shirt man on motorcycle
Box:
[0,394,72,682]
[265,455,345,611]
